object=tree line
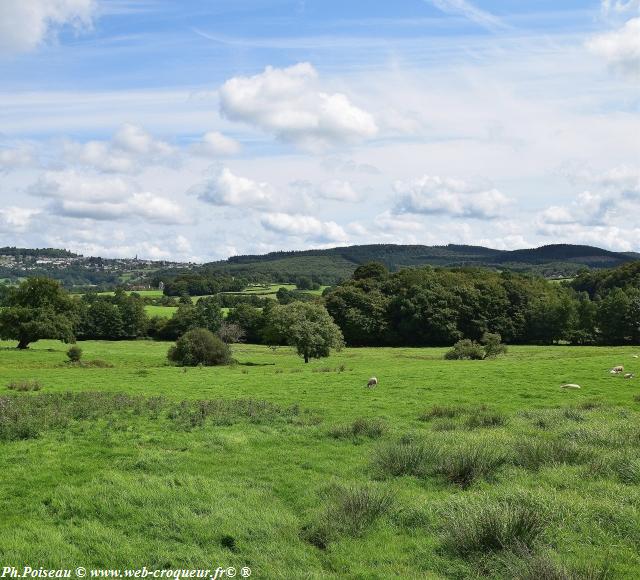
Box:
[1,260,638,351]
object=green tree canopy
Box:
[0,278,77,349]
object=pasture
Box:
[1,341,639,578]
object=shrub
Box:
[444,339,485,360]
[66,345,83,363]
[442,495,546,556]
[168,328,231,367]
[482,332,508,359]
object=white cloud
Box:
[426,0,506,30]
[62,124,175,173]
[62,125,175,174]
[28,170,188,224]
[260,212,348,243]
[191,131,241,157]
[0,207,40,232]
[316,179,361,202]
[218,62,378,151]
[393,175,510,220]
[588,17,640,76]
[191,167,274,207]
[601,0,640,15]
[0,0,96,55]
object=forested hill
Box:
[201,243,640,284]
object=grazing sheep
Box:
[610,365,624,374]
[624,373,635,379]
[366,377,378,388]
[561,384,581,389]
[633,355,639,359]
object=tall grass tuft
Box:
[465,409,508,429]
[302,483,395,548]
[442,495,546,556]
[514,438,589,471]
[371,437,437,478]
[435,440,508,488]
[420,405,462,421]
[329,417,387,440]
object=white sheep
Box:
[366,377,378,388]
[561,384,581,389]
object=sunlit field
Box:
[1,340,639,577]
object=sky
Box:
[0,0,639,262]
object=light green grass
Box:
[1,341,639,576]
[144,305,178,318]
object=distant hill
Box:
[201,243,640,284]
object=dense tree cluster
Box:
[76,290,148,340]
[323,262,640,347]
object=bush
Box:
[168,328,231,367]
[66,345,83,363]
[465,409,508,429]
[445,339,486,360]
[435,441,508,488]
[371,437,437,478]
[514,438,589,471]
[420,405,462,421]
[482,332,508,358]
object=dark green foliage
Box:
[0,278,77,349]
[167,328,231,366]
[226,304,265,343]
[264,302,344,363]
[445,339,486,360]
[162,274,246,296]
[77,289,148,340]
[482,332,508,358]
[66,345,82,363]
[156,297,224,340]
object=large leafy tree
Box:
[264,302,344,363]
[0,278,77,349]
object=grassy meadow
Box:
[1,340,640,578]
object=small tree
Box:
[66,345,83,363]
[264,302,344,363]
[168,328,231,366]
[0,278,77,349]
[217,321,245,344]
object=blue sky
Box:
[0,0,639,261]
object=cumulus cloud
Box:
[218,62,378,151]
[260,212,348,243]
[190,167,274,208]
[316,180,361,202]
[62,124,175,173]
[28,170,188,224]
[588,17,640,76]
[393,175,510,220]
[0,207,40,232]
[190,131,241,157]
[0,0,96,55]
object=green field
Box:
[1,341,640,577]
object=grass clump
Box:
[442,494,546,556]
[371,436,437,478]
[514,438,589,471]
[302,483,395,549]
[435,440,508,488]
[466,408,508,429]
[329,417,387,440]
[6,379,42,392]
[420,404,462,421]
[499,547,611,580]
